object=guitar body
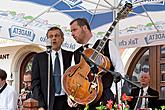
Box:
[63,48,111,105]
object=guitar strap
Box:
[0,83,7,94]
[74,46,84,64]
[93,39,114,71]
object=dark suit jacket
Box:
[128,87,159,109]
[32,49,72,110]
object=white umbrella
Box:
[0,0,165,50]
[118,0,165,48]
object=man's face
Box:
[70,21,86,44]
[23,74,32,90]
[140,72,150,88]
[47,29,64,51]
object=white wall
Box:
[122,47,140,74]
[0,44,43,93]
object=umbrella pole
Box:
[113,0,120,47]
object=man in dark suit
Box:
[67,18,124,110]
[32,27,73,110]
[129,70,159,109]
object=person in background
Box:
[19,71,33,102]
[67,18,124,110]
[128,70,159,109]
[32,26,73,110]
[0,68,18,110]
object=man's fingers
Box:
[67,97,78,107]
[73,102,78,107]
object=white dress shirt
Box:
[141,86,149,108]
[51,49,65,96]
[0,84,18,110]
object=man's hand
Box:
[67,97,78,107]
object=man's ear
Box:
[83,25,88,31]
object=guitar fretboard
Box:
[90,3,132,61]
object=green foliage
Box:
[146,22,154,27]
[23,16,34,20]
[9,11,16,16]
[96,102,107,110]
[84,105,89,110]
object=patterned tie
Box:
[54,52,61,94]
[137,88,144,108]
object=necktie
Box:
[54,52,61,94]
[137,88,144,108]
[84,44,89,48]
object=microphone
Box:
[79,51,98,74]
[46,38,52,53]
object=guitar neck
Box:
[96,17,119,52]
[90,17,119,61]
[91,3,132,61]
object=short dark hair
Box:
[70,18,91,31]
[0,68,7,80]
[46,26,64,37]
[24,70,32,76]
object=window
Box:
[20,52,36,92]
[127,45,165,99]
[160,86,165,98]
[132,50,149,82]
[160,64,165,82]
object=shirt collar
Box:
[52,49,62,56]
[82,36,96,47]
[88,36,96,45]
[143,86,149,92]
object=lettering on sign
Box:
[145,32,165,44]
[9,25,35,42]
[62,41,76,50]
[0,54,9,59]
[119,38,138,47]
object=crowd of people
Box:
[0,18,160,110]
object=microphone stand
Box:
[79,52,141,107]
[134,88,142,110]
[46,39,52,110]
[114,76,120,106]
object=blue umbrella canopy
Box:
[17,0,165,29]
[0,0,165,49]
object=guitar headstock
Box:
[117,3,133,20]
